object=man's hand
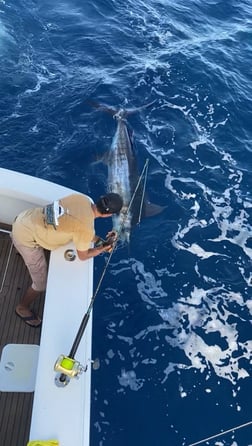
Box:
[103,231,118,252]
[92,231,118,254]
[105,230,118,244]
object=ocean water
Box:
[1,1,252,445]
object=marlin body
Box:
[93,101,164,242]
[105,109,139,242]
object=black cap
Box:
[96,193,123,214]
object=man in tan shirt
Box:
[12,192,123,327]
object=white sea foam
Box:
[109,244,251,390]
[118,369,145,391]
[107,92,252,395]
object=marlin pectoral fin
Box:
[144,202,167,218]
[87,100,117,115]
[126,100,158,115]
[90,149,111,166]
[88,99,157,119]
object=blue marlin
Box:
[91,101,165,242]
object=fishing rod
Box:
[54,159,149,387]
[187,419,252,446]
[54,245,115,386]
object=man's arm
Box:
[77,244,111,261]
[77,231,118,261]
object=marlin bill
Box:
[91,101,166,242]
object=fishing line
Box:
[120,157,149,230]
[187,419,252,446]
[88,158,149,299]
[56,158,150,384]
[137,158,149,225]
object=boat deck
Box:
[0,224,45,446]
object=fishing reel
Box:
[54,355,86,387]
[54,355,100,387]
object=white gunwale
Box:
[0,167,93,446]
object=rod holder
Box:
[64,249,76,261]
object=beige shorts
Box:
[12,237,48,292]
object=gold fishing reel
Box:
[54,355,87,387]
[54,355,100,387]
[54,354,85,378]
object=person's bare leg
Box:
[15,286,41,327]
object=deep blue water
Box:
[1,1,252,445]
